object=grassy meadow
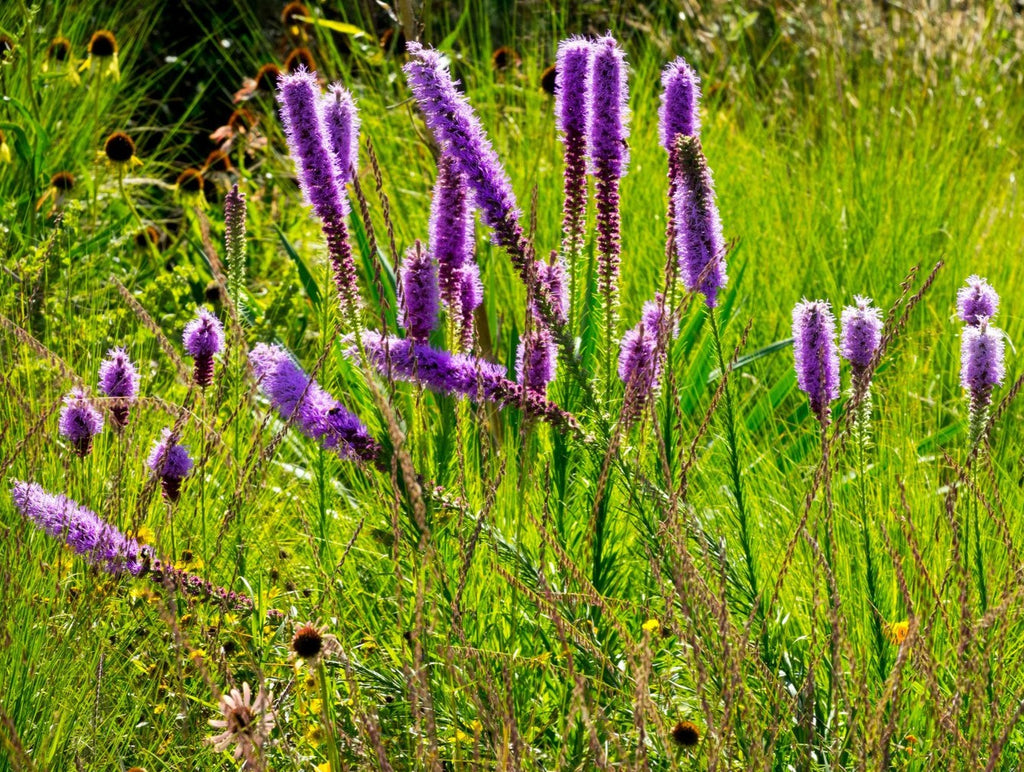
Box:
[2,0,1024,769]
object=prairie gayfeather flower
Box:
[674,136,727,308]
[840,296,883,376]
[457,263,484,350]
[659,57,701,149]
[618,297,676,419]
[11,481,148,575]
[555,36,592,258]
[183,308,224,389]
[207,682,275,764]
[961,320,1006,410]
[277,68,360,314]
[147,428,194,503]
[98,347,140,429]
[516,329,557,394]
[792,299,841,420]
[320,83,360,183]
[400,241,440,343]
[429,154,475,311]
[532,255,570,328]
[956,275,999,326]
[404,44,529,277]
[59,388,104,457]
[249,343,380,462]
[224,185,247,314]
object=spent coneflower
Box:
[540,64,557,96]
[233,62,283,102]
[183,308,224,389]
[206,682,275,764]
[47,36,71,62]
[98,347,140,429]
[400,240,440,343]
[176,167,206,194]
[147,428,193,503]
[957,274,999,326]
[284,47,316,74]
[103,131,140,169]
[135,225,162,250]
[291,622,341,665]
[43,36,80,84]
[491,45,520,71]
[203,149,233,173]
[792,299,841,422]
[81,30,119,80]
[59,388,104,457]
[961,318,1006,444]
[671,720,701,747]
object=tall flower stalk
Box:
[555,37,592,263]
[183,308,225,389]
[429,154,477,348]
[98,347,139,430]
[674,136,727,308]
[224,184,247,316]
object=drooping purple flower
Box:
[320,82,360,183]
[674,135,727,308]
[457,262,484,350]
[659,57,701,150]
[400,241,440,343]
[147,428,194,503]
[618,296,677,419]
[355,333,578,431]
[792,299,841,419]
[183,308,225,389]
[960,320,1006,408]
[277,68,360,313]
[840,296,883,375]
[11,481,149,575]
[403,44,529,278]
[59,388,104,457]
[98,347,139,429]
[956,275,999,326]
[555,36,592,258]
[516,329,557,394]
[249,343,379,462]
[429,154,475,308]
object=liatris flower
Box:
[356,333,579,431]
[516,329,557,394]
[659,57,701,149]
[207,682,275,764]
[961,320,1006,443]
[674,136,727,307]
[277,68,361,315]
[249,343,380,462]
[11,481,148,575]
[533,254,570,328]
[587,36,630,329]
[59,389,104,457]
[321,83,360,183]
[555,37,592,258]
[224,184,247,314]
[840,296,883,377]
[429,154,475,309]
[404,44,529,277]
[147,428,194,503]
[98,347,140,429]
[618,297,676,419]
[792,299,841,419]
[957,275,999,326]
[457,263,484,350]
[183,309,225,389]
[400,241,440,342]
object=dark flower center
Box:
[291,625,323,659]
[51,172,76,191]
[49,38,71,61]
[671,721,700,747]
[104,132,136,163]
[89,31,117,58]
[176,168,205,194]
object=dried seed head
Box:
[104,132,136,164]
[540,64,556,95]
[491,46,519,70]
[176,167,206,194]
[671,720,700,747]
[291,623,324,660]
[254,63,281,93]
[48,37,71,62]
[281,1,309,26]
[203,149,233,172]
[51,171,76,191]
[88,30,117,58]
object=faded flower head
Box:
[183,308,224,388]
[956,274,999,326]
[59,388,104,457]
[103,132,138,167]
[792,299,841,418]
[207,682,275,763]
[291,622,341,664]
[671,720,701,747]
[147,428,194,502]
[840,296,883,373]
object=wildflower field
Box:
[2,1,1024,769]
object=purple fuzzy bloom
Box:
[957,275,999,326]
[792,299,841,419]
[277,68,360,311]
[356,333,578,431]
[147,428,194,502]
[674,136,727,307]
[249,343,380,462]
[321,82,360,183]
[532,256,570,327]
[457,263,484,349]
[400,241,440,342]
[960,320,1006,406]
[59,388,104,457]
[659,57,701,150]
[183,308,224,388]
[556,37,592,257]
[587,36,630,178]
[98,347,139,429]
[403,44,529,277]
[618,296,677,405]
[429,154,475,308]
[11,481,149,575]
[840,296,883,374]
[618,323,655,387]
[516,329,557,394]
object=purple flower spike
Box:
[957,275,999,326]
[249,343,380,462]
[98,347,139,429]
[321,83,360,183]
[618,296,677,420]
[840,296,883,375]
[429,154,475,310]
[533,255,570,328]
[400,241,440,343]
[277,68,361,313]
[59,388,104,457]
[147,428,194,503]
[183,308,224,389]
[961,320,1006,408]
[555,36,592,257]
[792,299,841,420]
[516,329,557,394]
[674,136,727,307]
[403,44,529,278]
[659,57,701,150]
[457,263,484,350]
[11,481,149,575]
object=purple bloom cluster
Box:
[555,37,592,257]
[224,184,247,312]
[98,347,139,429]
[59,388,104,457]
[249,343,379,462]
[840,296,883,375]
[618,297,676,403]
[516,330,557,394]
[183,308,224,389]
[400,241,441,343]
[532,255,570,328]
[960,320,1006,408]
[658,57,701,150]
[12,481,148,575]
[146,557,254,613]
[792,299,841,419]
[147,428,194,503]
[674,136,727,308]
[957,275,999,326]
[458,263,484,349]
[321,83,360,183]
[430,155,475,306]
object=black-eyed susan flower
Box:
[284,47,316,74]
[103,131,141,169]
[43,36,80,83]
[884,620,910,645]
[81,30,120,80]
[281,2,311,39]
[491,45,520,71]
[671,720,701,747]
[35,171,76,214]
